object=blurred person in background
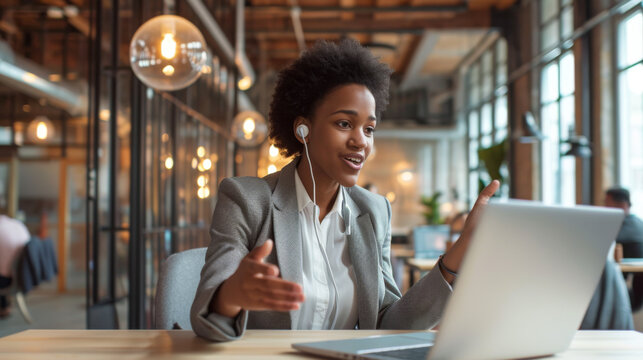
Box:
[605,187,643,311]
[0,215,30,318]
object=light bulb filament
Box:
[36,122,48,140]
[161,33,177,59]
[242,118,255,135]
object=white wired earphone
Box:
[296,124,345,329]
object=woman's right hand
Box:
[211,239,305,318]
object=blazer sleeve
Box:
[190,177,270,342]
[377,197,453,330]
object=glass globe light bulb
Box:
[165,156,174,169]
[197,175,207,187]
[36,122,48,140]
[27,115,54,142]
[130,15,207,91]
[268,145,279,158]
[196,146,205,158]
[232,111,268,147]
[238,75,252,91]
[202,158,212,170]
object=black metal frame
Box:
[87,0,239,329]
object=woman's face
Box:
[305,83,376,188]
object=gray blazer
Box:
[190,158,453,342]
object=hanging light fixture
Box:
[164,156,174,169]
[231,110,268,147]
[517,111,546,143]
[130,15,207,91]
[561,127,592,158]
[27,115,54,142]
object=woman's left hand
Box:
[440,180,500,283]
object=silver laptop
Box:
[292,200,625,360]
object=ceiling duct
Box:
[0,41,87,116]
[187,0,256,94]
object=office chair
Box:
[155,247,206,330]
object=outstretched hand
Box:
[212,240,305,318]
[440,180,500,281]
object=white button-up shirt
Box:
[291,171,359,329]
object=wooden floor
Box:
[1,283,643,338]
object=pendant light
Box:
[231,110,268,147]
[27,115,54,142]
[130,15,207,91]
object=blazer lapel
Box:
[271,159,303,325]
[345,191,380,329]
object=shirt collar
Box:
[294,170,345,218]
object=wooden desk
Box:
[620,258,643,273]
[406,258,438,286]
[1,329,642,359]
[391,244,414,258]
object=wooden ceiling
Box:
[244,0,517,74]
[0,0,516,91]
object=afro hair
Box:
[268,38,392,157]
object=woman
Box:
[190,39,499,342]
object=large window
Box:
[617,8,643,216]
[539,0,575,205]
[466,38,508,205]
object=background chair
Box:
[620,242,643,311]
[154,247,206,330]
[580,259,634,330]
[0,245,33,323]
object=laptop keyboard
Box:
[361,346,431,360]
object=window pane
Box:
[541,62,559,104]
[618,11,643,69]
[496,39,508,86]
[541,102,560,204]
[542,102,560,143]
[619,64,643,217]
[469,139,479,169]
[541,0,559,25]
[560,95,575,141]
[468,111,479,139]
[561,7,574,40]
[481,135,493,148]
[482,52,493,99]
[481,103,493,135]
[469,64,480,107]
[561,156,576,206]
[495,96,508,131]
[469,172,479,206]
[495,128,508,142]
[541,20,560,51]
[560,52,575,97]
[496,39,507,63]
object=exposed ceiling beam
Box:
[246,5,468,13]
[399,31,439,90]
[247,10,492,34]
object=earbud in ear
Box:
[296,124,309,140]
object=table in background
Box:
[391,244,414,291]
[1,329,642,359]
[407,258,643,287]
[620,258,643,273]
